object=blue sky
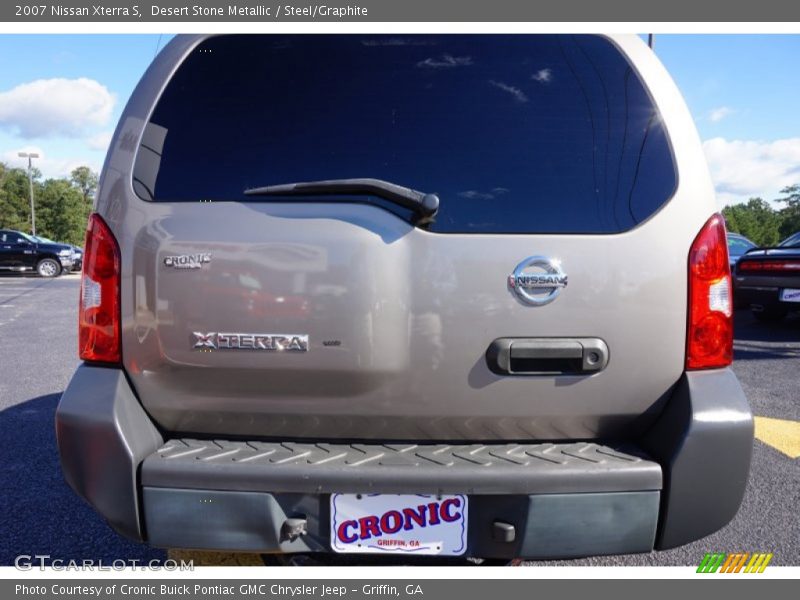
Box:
[654,35,800,141]
[1,34,798,207]
[0,35,167,178]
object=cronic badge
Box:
[164,253,211,269]
[508,256,568,306]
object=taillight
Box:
[686,214,733,370]
[737,260,800,273]
[79,213,121,364]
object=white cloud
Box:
[362,38,434,47]
[3,146,46,168]
[488,80,528,103]
[458,187,509,200]
[532,68,552,83]
[0,78,115,138]
[702,137,800,207]
[708,106,734,123]
[3,146,100,179]
[417,54,472,68]
[86,130,113,152]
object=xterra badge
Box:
[192,332,309,352]
[508,256,568,306]
[164,253,211,269]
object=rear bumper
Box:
[55,365,752,558]
[141,439,662,558]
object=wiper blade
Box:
[244,178,439,223]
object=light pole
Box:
[18,152,39,236]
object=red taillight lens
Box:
[79,213,121,364]
[738,260,800,273]
[687,214,733,370]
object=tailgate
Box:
[124,200,688,440]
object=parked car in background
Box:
[735,231,800,322]
[780,231,800,249]
[727,232,757,268]
[32,235,83,271]
[727,232,757,307]
[70,246,83,271]
[0,229,74,277]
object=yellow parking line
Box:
[753,416,800,459]
[167,549,264,566]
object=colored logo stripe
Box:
[745,553,773,573]
[697,553,726,573]
[697,553,773,573]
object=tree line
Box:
[0,163,97,247]
[722,185,800,247]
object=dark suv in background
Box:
[32,235,83,271]
[0,229,74,276]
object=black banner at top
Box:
[3,0,800,22]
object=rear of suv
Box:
[56,34,752,560]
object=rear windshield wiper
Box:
[244,178,439,224]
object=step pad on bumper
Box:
[142,439,662,494]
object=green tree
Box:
[0,162,42,232]
[36,179,88,246]
[775,184,800,240]
[722,198,782,247]
[0,162,97,245]
[70,165,98,205]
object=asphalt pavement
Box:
[0,274,797,567]
[0,274,165,566]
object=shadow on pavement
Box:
[0,393,166,566]
[733,310,800,361]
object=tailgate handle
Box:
[486,338,609,375]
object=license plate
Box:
[330,493,468,555]
[780,288,800,302]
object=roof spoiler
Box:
[742,246,792,254]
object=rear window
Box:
[134,34,677,234]
[780,232,800,248]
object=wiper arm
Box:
[244,178,439,223]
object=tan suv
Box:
[56,34,752,561]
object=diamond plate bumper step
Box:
[141,439,662,494]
